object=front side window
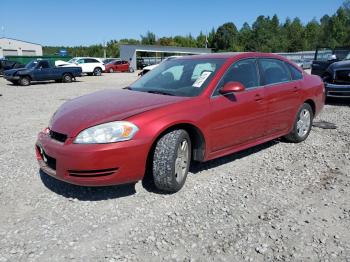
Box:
[213,59,259,96]
[259,59,291,85]
[130,58,225,97]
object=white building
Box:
[0,37,42,58]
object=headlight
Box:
[74,121,139,144]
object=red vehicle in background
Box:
[36,53,325,193]
[105,60,134,73]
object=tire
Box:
[153,129,191,192]
[129,67,135,73]
[93,67,102,76]
[109,68,114,73]
[19,76,30,86]
[285,103,313,143]
[62,73,72,83]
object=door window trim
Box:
[211,57,262,98]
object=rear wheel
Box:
[153,130,191,192]
[129,67,135,73]
[109,68,114,73]
[93,67,102,76]
[19,76,30,86]
[285,103,313,143]
[62,73,72,83]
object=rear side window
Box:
[259,59,291,85]
[86,59,99,63]
[286,63,303,80]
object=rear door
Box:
[258,58,301,136]
[209,58,267,152]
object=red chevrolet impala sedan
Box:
[36,53,325,192]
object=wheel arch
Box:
[304,99,316,116]
[146,122,207,170]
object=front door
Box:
[209,59,267,153]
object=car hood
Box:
[50,89,187,137]
[328,60,350,71]
[4,68,28,75]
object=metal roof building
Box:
[0,37,42,58]
[120,44,211,70]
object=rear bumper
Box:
[326,83,350,98]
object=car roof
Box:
[179,52,290,61]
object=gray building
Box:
[0,37,43,58]
[120,44,211,70]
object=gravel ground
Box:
[0,73,349,262]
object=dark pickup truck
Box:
[0,59,25,75]
[311,47,350,98]
[4,60,82,86]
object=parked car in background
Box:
[105,60,134,73]
[138,56,182,76]
[36,53,324,193]
[56,57,105,76]
[311,47,350,98]
[4,60,82,86]
[102,58,119,64]
[294,59,312,70]
[0,59,25,75]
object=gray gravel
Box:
[0,73,349,262]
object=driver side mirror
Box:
[219,82,245,95]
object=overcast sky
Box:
[0,0,344,46]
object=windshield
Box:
[25,60,39,69]
[67,58,77,63]
[130,58,225,97]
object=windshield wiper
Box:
[146,90,175,96]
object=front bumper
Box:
[4,75,20,81]
[35,131,150,186]
[325,83,350,98]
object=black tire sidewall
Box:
[153,130,191,192]
[20,77,30,86]
[94,68,102,76]
[63,74,72,83]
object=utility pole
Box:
[103,41,107,59]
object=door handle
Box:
[254,94,263,101]
[293,86,300,92]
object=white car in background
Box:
[56,57,105,76]
[138,56,182,76]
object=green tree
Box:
[214,22,238,51]
[141,31,156,45]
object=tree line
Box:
[43,1,350,57]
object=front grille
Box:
[49,130,67,143]
[68,168,118,178]
[335,70,350,83]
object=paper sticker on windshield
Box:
[192,71,212,88]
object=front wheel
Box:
[109,68,114,73]
[19,76,30,86]
[153,130,191,192]
[93,67,102,76]
[129,67,135,73]
[285,103,313,143]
